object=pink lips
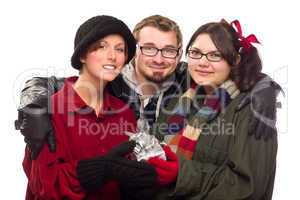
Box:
[148,65,168,73]
[149,65,167,69]
[195,69,213,77]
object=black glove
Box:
[77,141,157,199]
[15,76,64,159]
[16,106,55,159]
[237,76,282,140]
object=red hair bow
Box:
[230,20,260,51]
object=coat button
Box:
[96,118,103,123]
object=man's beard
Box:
[143,71,174,83]
[138,63,175,84]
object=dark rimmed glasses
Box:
[138,45,180,59]
[187,49,223,62]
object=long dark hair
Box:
[186,21,264,91]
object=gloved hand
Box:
[109,141,158,200]
[237,76,282,141]
[77,141,157,199]
[148,145,178,185]
[16,106,55,159]
[15,76,64,159]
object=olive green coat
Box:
[151,92,277,200]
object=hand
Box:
[107,141,158,199]
[107,141,157,188]
[77,141,136,190]
[77,141,157,199]
[17,107,55,159]
[148,145,178,185]
[15,76,64,159]
[237,76,282,140]
[106,140,136,157]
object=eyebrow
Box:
[190,47,219,52]
[141,42,177,49]
[114,43,125,47]
[98,40,125,47]
[189,46,201,51]
[164,45,178,49]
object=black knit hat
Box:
[71,15,136,69]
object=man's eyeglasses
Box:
[138,45,180,59]
[187,49,223,62]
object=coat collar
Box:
[60,76,114,117]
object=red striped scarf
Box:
[168,80,240,159]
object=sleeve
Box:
[24,113,86,200]
[236,75,282,140]
[172,106,278,200]
[18,76,64,110]
[23,98,138,200]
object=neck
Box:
[134,69,161,96]
[203,86,215,95]
[73,74,106,114]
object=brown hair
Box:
[186,21,264,91]
[133,15,183,47]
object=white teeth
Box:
[103,65,116,70]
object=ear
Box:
[80,56,86,64]
[177,48,183,62]
[235,54,241,65]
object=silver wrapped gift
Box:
[128,130,166,161]
[126,107,166,161]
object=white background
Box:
[0,0,296,199]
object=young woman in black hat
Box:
[23,15,156,200]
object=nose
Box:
[107,48,116,61]
[198,55,209,67]
[152,51,164,64]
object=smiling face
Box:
[135,26,181,83]
[80,34,127,83]
[187,34,231,87]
